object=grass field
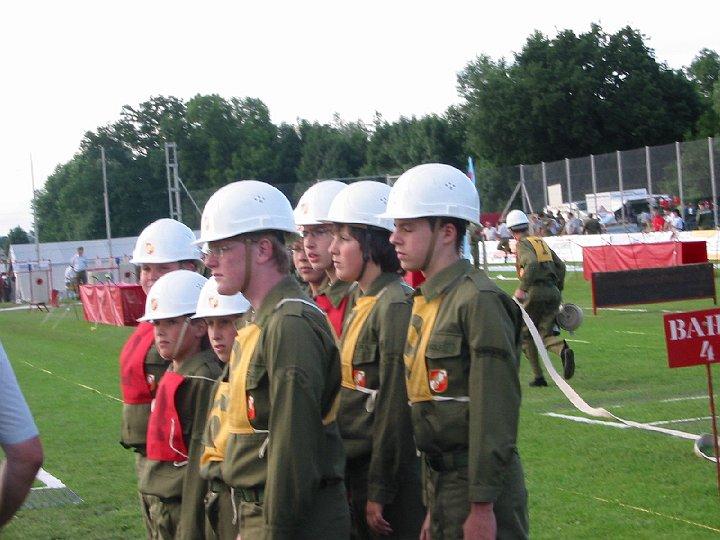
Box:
[1,269,720,539]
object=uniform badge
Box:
[146,374,156,392]
[353,370,366,388]
[429,369,448,393]
[247,395,256,420]
[150,298,159,311]
[144,242,155,255]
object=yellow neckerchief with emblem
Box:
[227,323,263,435]
[227,299,339,438]
[200,378,230,466]
[525,236,552,262]
[404,293,444,403]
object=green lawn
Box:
[1,270,720,538]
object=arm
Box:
[0,436,43,528]
[464,293,521,503]
[367,300,412,505]
[552,250,566,291]
[264,314,327,539]
[177,373,216,539]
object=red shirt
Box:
[652,215,665,232]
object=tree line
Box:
[21,24,720,243]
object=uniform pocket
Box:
[424,332,467,397]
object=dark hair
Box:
[428,217,467,252]
[347,225,401,273]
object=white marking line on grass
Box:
[614,330,646,335]
[661,395,707,403]
[557,488,720,534]
[566,339,591,344]
[22,360,121,403]
[647,416,712,426]
[36,468,66,489]
[544,413,629,429]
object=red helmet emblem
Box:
[429,369,448,393]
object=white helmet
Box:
[196,181,297,244]
[325,181,394,232]
[506,209,530,230]
[130,219,202,264]
[193,276,250,319]
[294,181,346,226]
[138,270,207,322]
[380,163,480,225]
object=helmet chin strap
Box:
[169,317,192,362]
[420,219,440,272]
[238,238,254,295]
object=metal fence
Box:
[478,136,720,229]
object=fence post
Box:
[645,145,653,197]
[710,137,718,229]
[617,150,626,224]
[520,165,528,212]
[565,158,572,206]
[541,161,548,208]
[676,141,685,216]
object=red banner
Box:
[664,308,720,368]
[583,241,707,281]
[79,284,146,327]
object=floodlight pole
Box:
[100,147,113,260]
[705,361,720,497]
[30,154,40,262]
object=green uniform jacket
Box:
[139,349,222,539]
[120,346,169,451]
[222,276,346,538]
[337,272,416,505]
[411,259,524,502]
[516,237,565,292]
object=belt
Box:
[425,451,468,472]
[236,486,264,504]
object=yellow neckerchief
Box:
[201,380,230,465]
[227,299,339,437]
[404,294,444,403]
[227,323,263,435]
[525,236,552,263]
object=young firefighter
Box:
[290,236,327,296]
[138,270,223,539]
[194,277,250,540]
[294,180,356,338]
[119,218,202,534]
[198,180,349,539]
[382,164,529,539]
[326,181,424,539]
[506,209,576,387]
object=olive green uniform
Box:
[406,259,528,539]
[338,272,424,539]
[222,276,350,539]
[200,363,239,540]
[516,236,566,379]
[139,349,223,540]
[120,345,170,536]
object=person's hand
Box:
[463,502,496,540]
[419,511,432,540]
[366,501,392,535]
[514,288,526,301]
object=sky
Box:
[1,0,718,235]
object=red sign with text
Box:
[664,308,720,368]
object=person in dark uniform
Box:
[326,181,424,539]
[507,209,575,387]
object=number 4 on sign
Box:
[701,341,716,362]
